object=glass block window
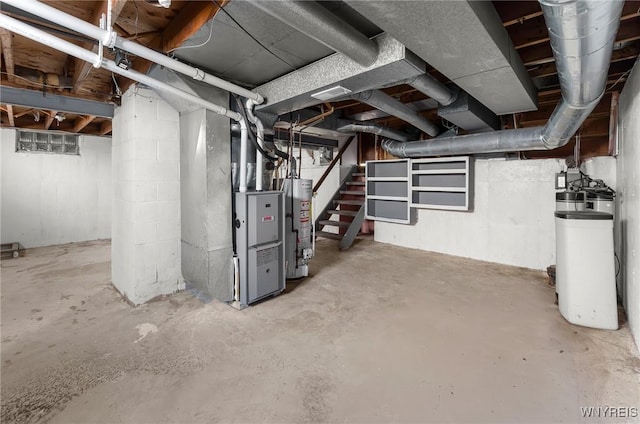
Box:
[16,130,79,155]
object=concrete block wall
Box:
[1,128,111,248]
[375,157,617,271]
[112,87,183,305]
[375,158,562,270]
[617,56,640,351]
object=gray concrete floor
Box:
[1,238,639,424]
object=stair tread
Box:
[352,173,365,177]
[340,190,365,196]
[327,209,358,216]
[346,181,365,186]
[334,199,364,205]
[316,231,343,240]
[319,219,351,228]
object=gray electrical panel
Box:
[234,191,285,307]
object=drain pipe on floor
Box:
[0,12,251,192]
[380,0,623,157]
[2,0,264,103]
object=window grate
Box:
[15,130,80,155]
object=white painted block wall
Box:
[617,56,640,351]
[375,159,563,270]
[0,128,111,248]
[375,157,617,271]
[111,87,183,305]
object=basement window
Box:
[15,130,79,155]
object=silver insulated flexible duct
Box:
[381,0,623,158]
[350,90,441,136]
[337,123,410,142]
[405,73,457,106]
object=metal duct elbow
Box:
[380,0,623,158]
[351,90,440,137]
[251,0,378,67]
[539,0,622,148]
[337,123,410,142]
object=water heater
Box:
[282,178,314,279]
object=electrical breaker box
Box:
[234,191,285,307]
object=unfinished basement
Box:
[1,0,639,422]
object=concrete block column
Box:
[112,87,183,305]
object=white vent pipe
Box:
[245,99,265,191]
[0,12,251,192]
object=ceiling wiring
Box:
[607,70,631,92]
[168,19,215,53]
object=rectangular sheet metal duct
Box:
[438,90,501,131]
[345,0,538,115]
[256,33,425,115]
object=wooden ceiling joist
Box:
[6,104,15,127]
[0,28,16,82]
[72,115,96,133]
[99,120,112,136]
[615,16,640,45]
[161,0,228,53]
[14,108,35,119]
[44,110,57,130]
[495,2,543,27]
[508,15,548,50]
[528,42,640,79]
[520,16,640,67]
[121,0,229,92]
[71,0,128,94]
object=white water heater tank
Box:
[282,178,314,279]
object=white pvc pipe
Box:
[238,118,248,193]
[2,0,263,103]
[245,99,265,191]
[255,119,265,191]
[311,193,316,256]
[0,12,243,123]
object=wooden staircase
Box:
[315,167,367,250]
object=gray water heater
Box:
[234,191,285,307]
